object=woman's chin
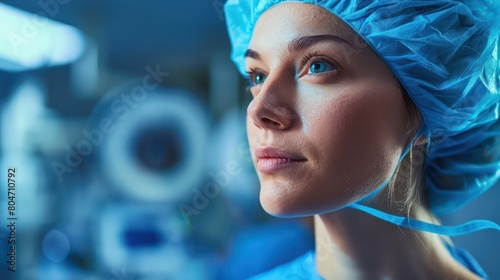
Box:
[258,190,298,217]
[259,192,323,218]
[258,185,359,218]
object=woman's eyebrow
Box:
[244,49,261,60]
[288,34,355,53]
[244,34,356,61]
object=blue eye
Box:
[308,61,335,74]
[253,73,266,84]
[246,71,267,86]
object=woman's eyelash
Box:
[245,68,260,86]
[244,52,339,86]
[300,52,339,71]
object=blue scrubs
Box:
[249,244,488,280]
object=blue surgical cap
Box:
[224,0,500,215]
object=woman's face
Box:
[245,3,411,217]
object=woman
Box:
[224,0,500,279]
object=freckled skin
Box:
[246,3,411,217]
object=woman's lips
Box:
[255,147,307,174]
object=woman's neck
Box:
[314,205,481,280]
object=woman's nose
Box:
[247,77,297,130]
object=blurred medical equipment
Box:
[0,3,86,72]
[85,80,229,279]
[0,77,64,279]
[89,81,210,202]
[97,204,214,279]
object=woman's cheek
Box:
[312,94,393,194]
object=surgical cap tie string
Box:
[347,203,500,236]
[348,125,500,236]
